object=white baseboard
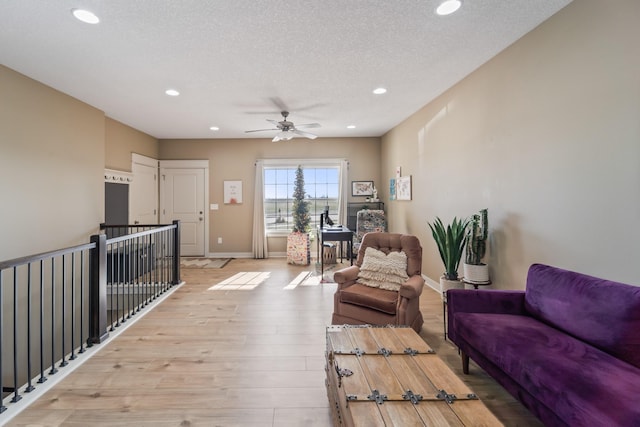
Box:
[267,252,287,258]
[424,274,440,292]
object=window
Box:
[264,164,341,234]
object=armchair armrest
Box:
[399,275,425,299]
[333,265,360,289]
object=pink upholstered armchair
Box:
[331,232,424,332]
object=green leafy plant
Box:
[291,165,310,233]
[428,216,470,280]
[465,209,488,265]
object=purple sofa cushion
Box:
[454,312,640,426]
[524,264,640,368]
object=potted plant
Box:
[428,216,470,299]
[463,209,490,284]
[286,165,311,265]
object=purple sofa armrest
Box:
[447,289,526,344]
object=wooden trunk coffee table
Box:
[326,325,503,426]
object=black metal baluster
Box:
[143,233,147,307]
[138,234,144,309]
[129,237,135,311]
[125,239,131,319]
[70,253,77,361]
[153,232,158,296]
[141,235,146,308]
[49,258,58,375]
[140,234,146,305]
[60,255,68,368]
[79,251,86,354]
[159,230,164,291]
[116,241,121,326]
[173,220,181,285]
[12,267,22,402]
[38,260,47,384]
[26,263,35,392]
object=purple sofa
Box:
[447,263,640,427]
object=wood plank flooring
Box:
[6,258,542,426]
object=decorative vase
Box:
[463,263,490,284]
[440,276,463,301]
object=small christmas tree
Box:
[287,165,311,265]
[291,165,310,233]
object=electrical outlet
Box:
[218,237,222,244]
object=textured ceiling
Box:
[1,0,572,140]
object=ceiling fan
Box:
[245,111,320,142]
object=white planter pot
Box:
[463,263,490,284]
[440,277,463,301]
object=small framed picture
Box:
[352,181,374,197]
[396,176,412,201]
[224,180,243,204]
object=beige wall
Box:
[105,117,159,171]
[382,0,640,288]
[159,137,381,255]
[0,65,105,260]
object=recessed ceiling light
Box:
[71,9,100,24]
[347,125,356,129]
[436,0,462,16]
[209,126,220,131]
[373,87,387,95]
[165,89,180,96]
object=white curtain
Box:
[252,160,268,258]
[338,159,349,227]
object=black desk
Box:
[317,226,353,276]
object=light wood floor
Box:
[6,258,542,426]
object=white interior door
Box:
[130,154,158,225]
[160,163,207,257]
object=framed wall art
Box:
[396,176,412,201]
[352,181,374,197]
[389,178,396,201]
[224,180,242,204]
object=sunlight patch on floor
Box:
[208,272,270,290]
[283,271,317,290]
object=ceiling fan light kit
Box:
[245,110,321,142]
[273,131,294,142]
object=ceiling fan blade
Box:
[295,123,321,129]
[292,129,318,139]
[266,119,280,125]
[269,97,289,112]
[245,128,279,133]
